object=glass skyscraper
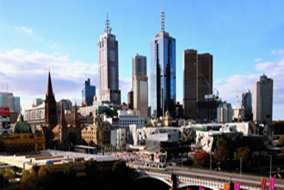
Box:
[150,11,176,118]
[82,78,96,106]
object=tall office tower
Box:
[253,74,273,125]
[98,13,121,105]
[150,11,176,118]
[242,89,252,120]
[133,54,148,119]
[183,49,213,120]
[0,92,20,114]
[59,99,72,111]
[82,78,96,106]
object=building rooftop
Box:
[0,149,118,170]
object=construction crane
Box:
[233,74,239,108]
[214,88,219,99]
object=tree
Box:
[193,150,209,167]
[216,135,234,150]
[20,170,38,190]
[63,164,76,178]
[2,169,15,189]
[85,158,97,185]
[112,160,127,173]
[32,164,40,174]
[112,160,128,186]
[214,147,229,165]
[278,136,284,146]
[38,164,55,189]
[62,164,77,189]
[234,146,251,167]
[278,147,284,156]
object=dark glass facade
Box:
[150,32,176,118]
[82,78,96,106]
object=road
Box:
[132,161,284,189]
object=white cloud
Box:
[0,49,98,111]
[215,55,284,120]
[119,77,132,92]
[255,62,274,71]
[254,58,262,62]
[14,26,33,34]
[271,49,284,55]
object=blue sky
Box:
[0,0,284,120]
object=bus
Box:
[74,145,97,154]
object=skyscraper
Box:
[98,13,121,105]
[82,78,96,106]
[183,49,213,119]
[150,11,176,118]
[242,89,252,120]
[0,92,20,114]
[133,54,148,119]
[253,74,273,125]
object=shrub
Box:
[20,170,38,190]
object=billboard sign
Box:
[0,107,9,116]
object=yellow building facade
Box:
[0,115,45,153]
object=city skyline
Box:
[0,0,284,120]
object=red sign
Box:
[261,178,267,190]
[0,107,9,116]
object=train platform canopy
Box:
[0,149,117,170]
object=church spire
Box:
[72,102,79,127]
[59,103,66,126]
[47,70,54,97]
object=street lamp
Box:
[270,155,272,178]
[210,151,212,173]
[240,157,242,179]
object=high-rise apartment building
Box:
[98,13,121,105]
[133,54,148,119]
[0,92,20,114]
[253,74,273,125]
[150,11,176,118]
[183,49,213,119]
[82,78,96,106]
[242,89,252,120]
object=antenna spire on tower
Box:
[160,0,165,32]
[105,12,111,33]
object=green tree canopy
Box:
[20,170,38,190]
[112,160,127,173]
[234,146,251,167]
[38,164,55,188]
[278,136,284,146]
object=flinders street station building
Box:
[0,114,45,154]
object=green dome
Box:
[1,131,10,137]
[12,115,32,133]
[34,130,43,137]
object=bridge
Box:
[131,164,284,190]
